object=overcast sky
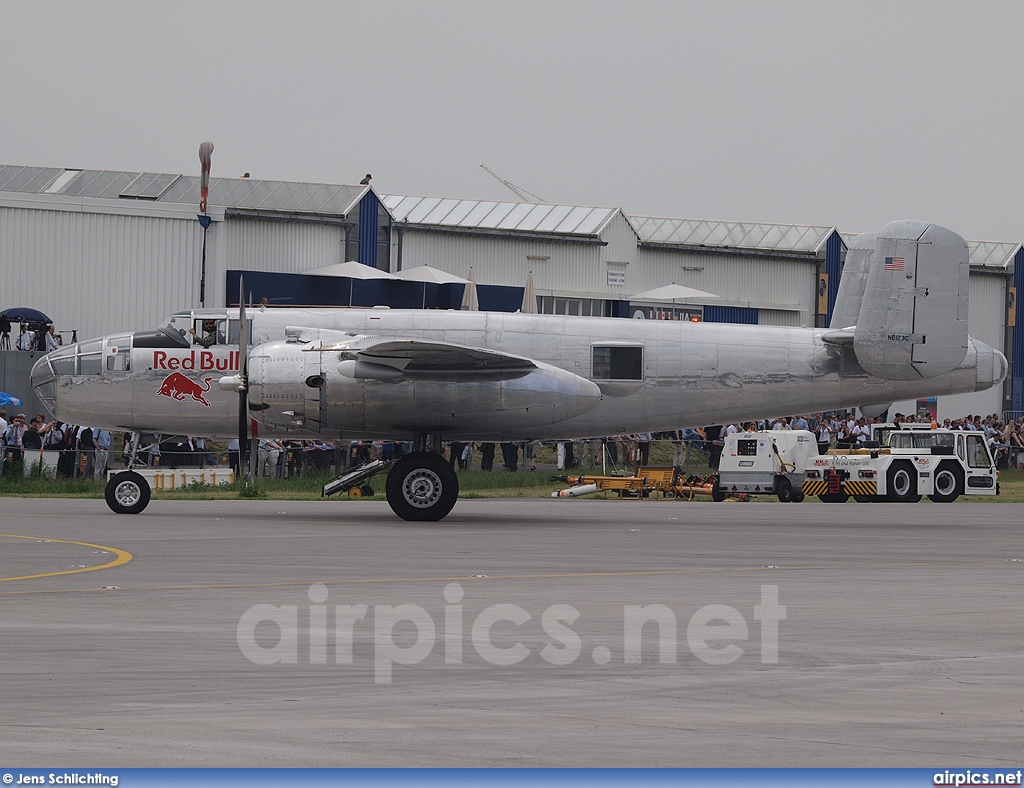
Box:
[3,1,1022,241]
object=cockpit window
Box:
[133,326,190,349]
[192,319,226,348]
[78,338,103,376]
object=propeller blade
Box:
[237,277,249,482]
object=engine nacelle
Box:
[246,339,603,440]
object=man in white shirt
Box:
[44,325,60,352]
[16,325,35,351]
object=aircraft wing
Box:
[288,327,537,380]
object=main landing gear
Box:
[105,433,461,522]
[321,438,460,522]
[384,452,459,521]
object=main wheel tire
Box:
[711,477,725,502]
[386,452,459,522]
[818,493,849,503]
[790,491,805,503]
[775,476,793,503]
[886,462,920,503]
[928,463,963,503]
[105,471,151,515]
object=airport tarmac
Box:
[0,496,1021,767]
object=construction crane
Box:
[480,164,546,203]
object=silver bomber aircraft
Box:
[30,220,1007,521]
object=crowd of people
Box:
[0,409,111,479]
[3,410,1022,481]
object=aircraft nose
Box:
[30,341,83,419]
[31,346,65,416]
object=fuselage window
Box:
[592,346,643,380]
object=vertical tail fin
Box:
[852,220,969,380]
[829,231,877,330]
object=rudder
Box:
[853,220,969,380]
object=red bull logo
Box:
[153,349,240,371]
[156,372,213,407]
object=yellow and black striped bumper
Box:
[843,480,877,496]
[802,479,877,496]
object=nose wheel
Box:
[385,452,459,521]
[105,471,152,515]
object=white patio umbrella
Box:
[630,283,720,302]
[307,261,398,307]
[520,271,538,313]
[393,265,468,284]
[460,267,479,311]
[394,265,469,308]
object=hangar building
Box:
[0,163,1019,421]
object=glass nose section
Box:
[30,346,69,415]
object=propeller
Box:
[216,278,252,484]
[237,278,250,484]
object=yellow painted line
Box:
[0,533,133,583]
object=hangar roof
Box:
[0,165,369,218]
[840,231,1020,271]
[2,164,1019,269]
[627,215,837,256]
[967,240,1020,271]
[382,194,619,238]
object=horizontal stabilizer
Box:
[821,328,855,346]
[852,221,969,380]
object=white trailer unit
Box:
[713,430,820,503]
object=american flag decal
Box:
[885,256,905,271]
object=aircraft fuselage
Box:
[32,308,1005,440]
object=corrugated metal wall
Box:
[632,248,816,323]
[213,219,343,306]
[1,204,201,340]
[759,309,803,327]
[0,204,347,340]
[396,232,607,293]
